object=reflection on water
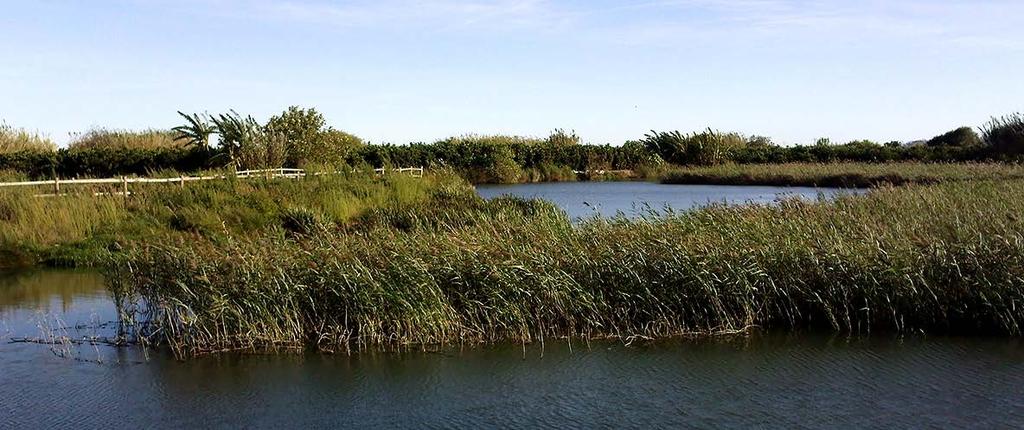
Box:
[476,181,863,219]
[1,272,1023,427]
[0,270,107,316]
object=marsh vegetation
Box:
[3,108,1024,356]
[104,178,1024,356]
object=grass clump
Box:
[109,179,1024,357]
[281,206,327,235]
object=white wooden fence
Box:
[0,167,424,197]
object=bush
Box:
[927,127,982,148]
[0,150,58,178]
[315,128,363,168]
[983,113,1024,155]
[265,106,364,168]
[266,106,326,167]
[58,146,213,178]
[236,131,287,170]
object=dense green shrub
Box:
[0,150,58,178]
[265,106,364,168]
[235,131,287,170]
[983,113,1024,155]
[927,126,982,147]
[58,146,214,178]
[0,147,213,179]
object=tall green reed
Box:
[110,179,1024,357]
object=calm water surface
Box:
[475,181,863,219]
[1,270,1022,429]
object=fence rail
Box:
[0,167,425,196]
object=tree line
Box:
[1,107,1021,182]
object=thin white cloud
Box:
[248,0,569,32]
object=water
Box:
[1,270,1022,428]
[475,181,862,219]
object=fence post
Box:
[53,176,60,195]
[122,176,128,200]
[180,175,185,188]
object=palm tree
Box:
[211,110,261,169]
[172,111,215,150]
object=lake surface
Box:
[476,181,863,219]
[1,270,1022,428]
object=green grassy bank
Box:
[658,162,1024,187]
[110,179,1024,356]
[0,170,466,268]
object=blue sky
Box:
[2,0,1022,146]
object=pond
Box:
[475,181,863,219]
[1,270,1022,428]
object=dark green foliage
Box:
[59,146,214,178]
[352,136,656,183]
[982,113,1024,155]
[281,206,327,235]
[927,127,982,147]
[0,150,58,178]
[729,140,984,164]
[0,147,213,179]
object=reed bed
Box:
[0,122,55,153]
[109,179,1024,357]
[659,162,1024,187]
[68,128,181,150]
